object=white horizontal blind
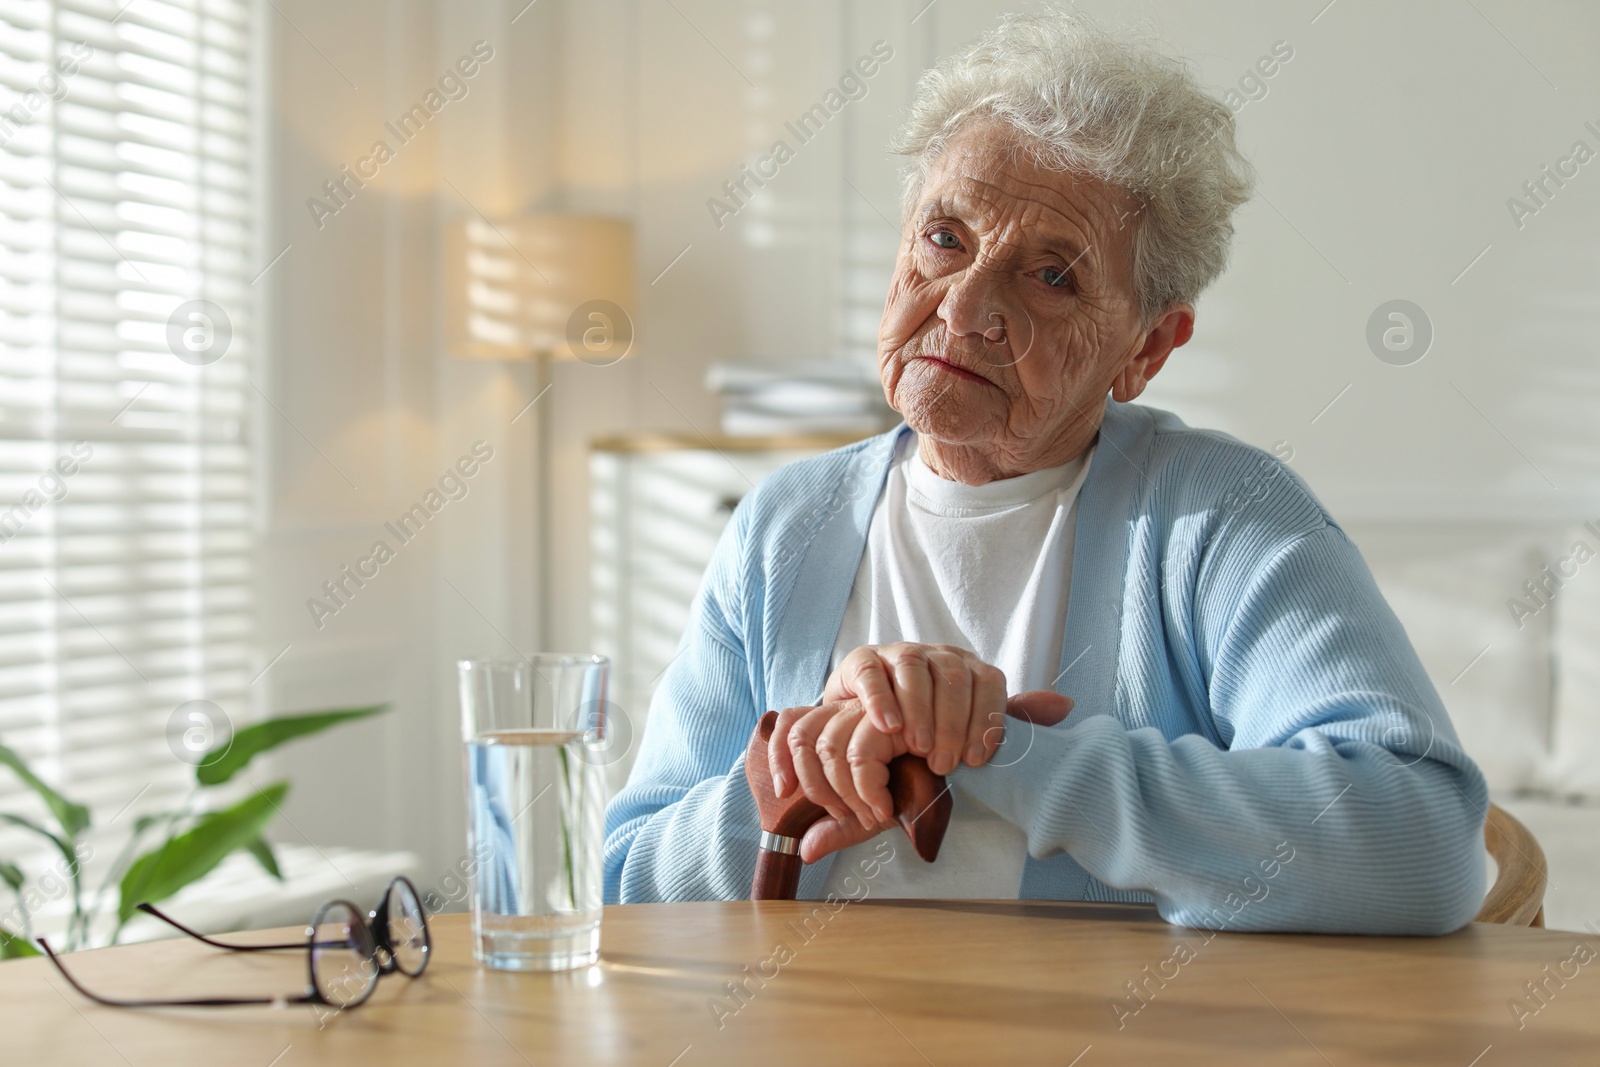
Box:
[0,0,257,875]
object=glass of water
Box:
[458,656,609,971]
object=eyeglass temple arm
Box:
[35,938,313,1008]
[135,903,304,951]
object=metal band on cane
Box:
[758,830,801,856]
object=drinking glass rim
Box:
[457,654,608,671]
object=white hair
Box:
[891,10,1255,324]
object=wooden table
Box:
[5,900,1598,1065]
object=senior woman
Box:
[604,12,1488,934]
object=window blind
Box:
[0,0,257,885]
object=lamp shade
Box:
[445,214,636,364]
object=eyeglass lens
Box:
[383,878,430,977]
[310,901,379,1009]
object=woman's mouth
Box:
[913,356,992,385]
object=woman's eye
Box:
[1040,267,1073,289]
[929,230,961,250]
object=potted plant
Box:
[0,705,386,956]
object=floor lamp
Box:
[444,214,637,648]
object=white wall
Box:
[260,0,1600,880]
[259,0,559,886]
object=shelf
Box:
[589,431,880,454]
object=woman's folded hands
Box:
[766,642,1073,862]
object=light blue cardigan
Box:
[603,399,1489,934]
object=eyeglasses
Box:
[37,876,431,1011]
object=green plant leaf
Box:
[0,927,40,959]
[0,742,90,838]
[195,705,387,787]
[117,782,289,924]
[0,861,22,893]
[243,836,283,881]
[0,814,77,873]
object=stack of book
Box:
[706,361,896,437]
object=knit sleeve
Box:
[957,524,1490,934]
[601,506,766,903]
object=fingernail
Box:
[914,727,932,754]
[931,752,954,776]
[772,770,788,796]
[883,708,902,731]
[965,743,984,766]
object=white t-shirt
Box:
[818,431,1094,899]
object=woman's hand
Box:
[824,642,1076,774]
[824,642,1006,776]
[766,698,908,862]
[765,647,1075,862]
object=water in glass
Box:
[467,728,604,969]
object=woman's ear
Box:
[1111,304,1193,403]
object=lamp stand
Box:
[534,346,553,651]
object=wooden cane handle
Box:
[745,710,954,900]
[888,753,952,863]
[745,711,828,901]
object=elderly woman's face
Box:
[879,120,1190,479]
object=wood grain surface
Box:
[1478,803,1548,927]
[4,901,1599,1065]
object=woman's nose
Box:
[935,264,1009,340]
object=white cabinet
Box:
[589,435,864,789]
